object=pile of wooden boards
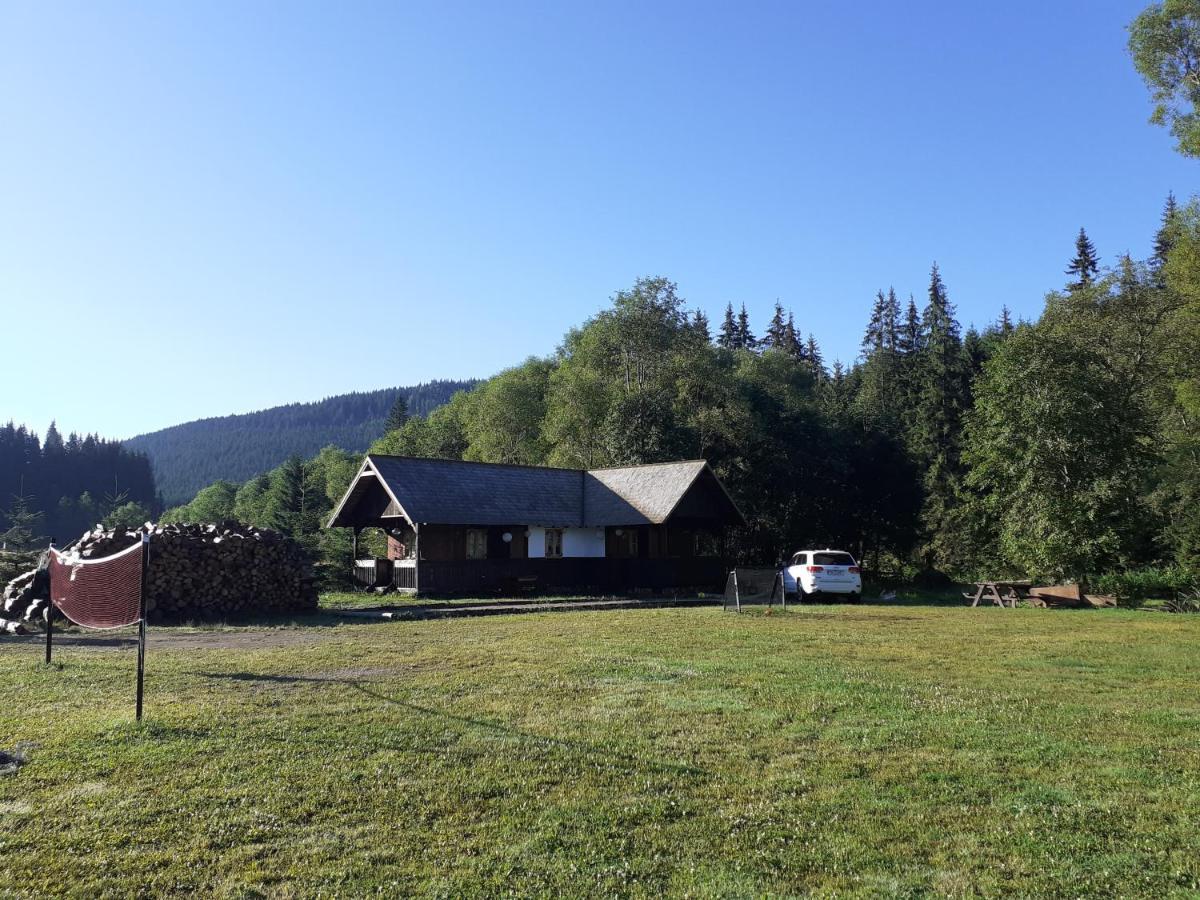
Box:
[1,523,318,630]
[1028,583,1117,609]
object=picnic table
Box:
[965,580,1032,608]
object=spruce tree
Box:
[997,305,1014,336]
[806,334,825,380]
[1066,227,1100,288]
[717,303,738,349]
[268,455,307,537]
[736,303,757,350]
[854,288,904,434]
[43,421,64,455]
[1,491,44,550]
[764,301,787,349]
[384,394,409,433]
[922,264,961,350]
[913,263,967,570]
[1153,192,1180,280]
[830,360,847,393]
[884,287,901,351]
[963,325,987,378]
[782,312,803,359]
[862,290,887,358]
[690,309,711,343]
[898,296,923,355]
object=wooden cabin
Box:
[327,455,746,595]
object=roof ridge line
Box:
[586,459,707,473]
[369,453,583,474]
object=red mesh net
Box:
[49,539,144,630]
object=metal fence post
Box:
[136,532,149,721]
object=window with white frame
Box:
[466,528,488,560]
[544,528,564,559]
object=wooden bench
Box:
[965,581,1031,608]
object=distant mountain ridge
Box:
[126,380,477,504]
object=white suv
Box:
[784,550,862,602]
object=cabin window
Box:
[695,531,719,557]
[545,528,564,559]
[612,528,638,557]
[466,528,488,560]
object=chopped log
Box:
[2,522,318,628]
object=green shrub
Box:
[1091,566,1197,607]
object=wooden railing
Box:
[392,559,417,591]
[353,558,392,588]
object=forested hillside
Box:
[0,422,158,547]
[99,2,1200,594]
[126,380,476,503]
[367,208,1197,583]
[165,188,1199,592]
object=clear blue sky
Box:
[0,0,1191,439]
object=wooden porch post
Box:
[352,526,360,562]
[413,523,420,594]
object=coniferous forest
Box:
[8,2,1200,596]
[9,201,1199,593]
[0,423,158,547]
[125,380,477,504]
[151,189,1200,592]
[0,383,472,551]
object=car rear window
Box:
[813,552,855,566]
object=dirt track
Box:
[0,625,338,652]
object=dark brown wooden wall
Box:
[406,524,719,563]
[413,524,531,562]
[415,557,725,595]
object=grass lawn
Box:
[0,603,1197,897]
[318,591,629,610]
[317,591,716,611]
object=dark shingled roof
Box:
[328,455,745,528]
[367,456,582,527]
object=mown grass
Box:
[0,603,1197,897]
[319,591,617,610]
[318,591,717,610]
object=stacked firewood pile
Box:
[0,550,39,588]
[1,523,318,631]
[2,554,50,634]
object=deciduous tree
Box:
[1129,1,1200,157]
[965,327,1150,580]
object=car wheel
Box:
[848,591,861,604]
[799,587,817,603]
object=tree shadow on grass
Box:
[1,612,355,649]
[194,670,709,780]
[156,611,350,629]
